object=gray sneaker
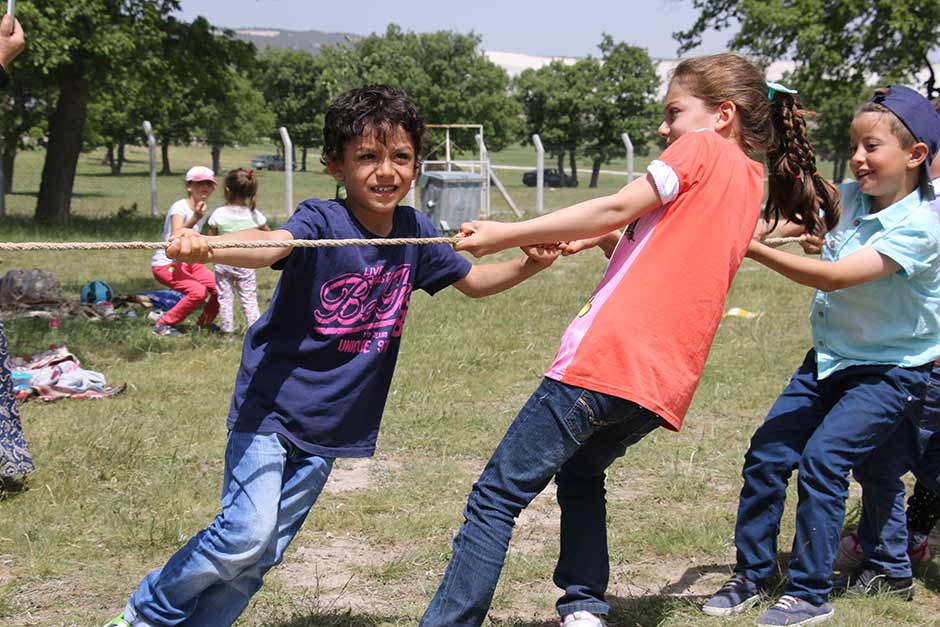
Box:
[702,574,762,616]
[756,595,834,626]
[152,323,183,337]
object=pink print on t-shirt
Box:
[314,264,413,337]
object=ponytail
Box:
[764,93,841,235]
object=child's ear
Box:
[909,142,929,169]
[326,160,345,182]
[714,100,737,132]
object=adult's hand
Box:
[0,15,24,70]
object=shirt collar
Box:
[859,186,927,228]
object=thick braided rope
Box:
[0,235,804,252]
[0,237,459,251]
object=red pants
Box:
[151,263,219,327]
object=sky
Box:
[174,0,737,59]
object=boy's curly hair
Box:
[321,85,425,166]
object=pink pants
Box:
[151,263,219,327]
[214,264,261,333]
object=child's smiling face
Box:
[328,124,417,235]
[850,111,926,210]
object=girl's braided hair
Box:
[672,53,840,235]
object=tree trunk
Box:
[35,74,90,224]
[556,152,565,175]
[590,157,602,188]
[104,144,114,167]
[161,138,172,176]
[2,136,17,194]
[211,145,221,175]
[109,143,120,175]
[301,145,308,172]
[116,143,126,175]
[568,149,578,184]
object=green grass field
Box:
[0,143,935,626]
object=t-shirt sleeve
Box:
[872,219,939,278]
[254,210,268,227]
[413,211,472,295]
[207,209,220,228]
[167,199,191,219]
[271,202,324,270]
[648,131,712,205]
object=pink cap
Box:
[185,165,217,184]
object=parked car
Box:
[522,168,578,188]
[250,154,298,171]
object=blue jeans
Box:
[420,377,662,627]
[734,350,927,605]
[854,363,940,572]
[125,431,334,626]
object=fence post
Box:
[279,127,294,217]
[532,134,545,214]
[143,121,158,216]
[621,132,635,184]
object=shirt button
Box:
[908,396,914,402]
[853,219,861,226]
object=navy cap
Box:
[870,85,940,200]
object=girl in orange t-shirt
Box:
[419,53,838,627]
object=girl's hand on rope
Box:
[520,243,561,267]
[167,229,212,263]
[454,221,512,258]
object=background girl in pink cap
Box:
[149,165,221,336]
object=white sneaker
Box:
[561,611,606,627]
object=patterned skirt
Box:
[0,320,34,476]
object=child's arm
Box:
[167,228,294,268]
[746,240,901,292]
[452,245,559,298]
[456,175,661,257]
[170,201,207,234]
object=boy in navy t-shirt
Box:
[105,85,558,627]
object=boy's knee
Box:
[206,515,278,575]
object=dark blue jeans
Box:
[734,350,928,605]
[420,377,662,627]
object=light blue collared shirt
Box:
[812,183,940,379]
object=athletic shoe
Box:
[146,310,163,322]
[561,611,605,627]
[101,614,131,627]
[909,533,932,565]
[756,595,834,626]
[702,574,762,617]
[833,532,864,571]
[152,324,183,337]
[841,566,915,600]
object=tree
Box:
[320,25,522,158]
[257,48,330,171]
[0,69,52,194]
[676,0,940,180]
[18,0,179,223]
[197,70,274,174]
[582,35,660,188]
[515,60,594,183]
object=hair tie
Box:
[247,169,255,180]
[767,81,799,101]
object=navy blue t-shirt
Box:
[227,199,472,457]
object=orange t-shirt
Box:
[546,130,764,429]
